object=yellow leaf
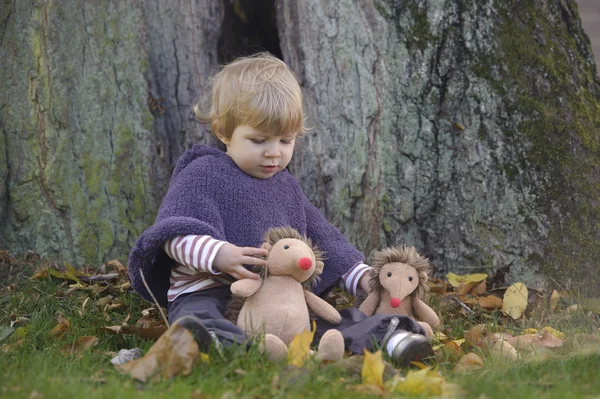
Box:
[394,367,445,395]
[287,321,316,367]
[540,326,564,340]
[549,290,560,310]
[446,273,487,288]
[523,328,538,334]
[361,349,385,388]
[502,282,528,319]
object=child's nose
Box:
[264,142,281,157]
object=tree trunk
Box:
[2,0,599,295]
[278,0,600,295]
[0,0,222,264]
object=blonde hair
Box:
[195,53,306,140]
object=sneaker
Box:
[381,317,434,367]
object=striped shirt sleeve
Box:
[163,235,227,275]
[339,262,372,296]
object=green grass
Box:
[1,261,600,399]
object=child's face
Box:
[221,125,296,179]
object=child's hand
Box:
[213,243,268,280]
[358,273,372,294]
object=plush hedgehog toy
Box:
[228,227,345,361]
[359,246,440,336]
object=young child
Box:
[128,53,431,363]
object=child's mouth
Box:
[261,165,278,173]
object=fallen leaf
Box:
[501,332,562,352]
[115,323,200,382]
[49,312,70,339]
[393,367,445,395]
[441,340,463,362]
[465,324,486,348]
[361,349,385,388]
[485,336,518,361]
[446,273,487,288]
[454,353,484,373]
[0,326,15,343]
[540,326,564,340]
[60,336,99,355]
[471,280,487,296]
[105,259,128,277]
[549,290,560,310]
[287,321,316,367]
[502,282,528,319]
[0,338,24,352]
[463,295,503,310]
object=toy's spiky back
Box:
[368,246,431,299]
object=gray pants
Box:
[167,286,424,354]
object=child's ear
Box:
[212,120,229,144]
[314,261,324,275]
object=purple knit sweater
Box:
[128,145,364,307]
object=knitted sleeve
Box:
[293,178,365,295]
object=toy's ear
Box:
[419,271,428,283]
[314,260,324,275]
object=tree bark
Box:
[0,0,222,264]
[278,0,600,295]
[2,0,599,295]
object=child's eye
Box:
[250,138,265,144]
[280,139,293,144]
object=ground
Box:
[1,252,599,399]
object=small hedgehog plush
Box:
[359,246,439,336]
[229,227,344,361]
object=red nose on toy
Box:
[390,298,401,308]
[298,257,312,270]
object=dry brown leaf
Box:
[458,282,478,296]
[361,349,385,388]
[465,324,486,348]
[0,338,24,352]
[441,340,463,362]
[454,353,484,373]
[105,259,128,277]
[502,282,528,319]
[484,336,518,361]
[501,331,563,352]
[471,280,487,296]
[48,312,70,339]
[60,336,99,355]
[463,295,503,310]
[115,323,199,382]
